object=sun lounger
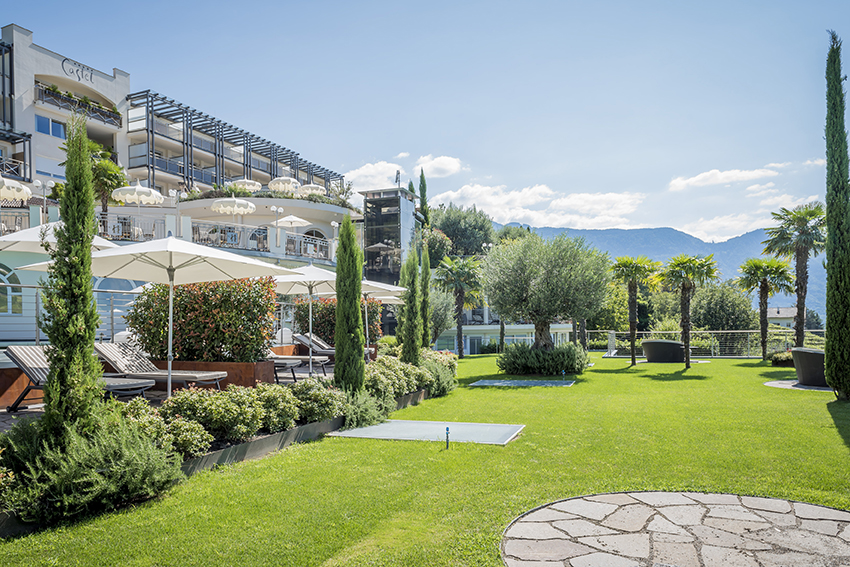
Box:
[94,343,228,391]
[5,345,156,412]
[265,349,331,380]
[293,333,335,358]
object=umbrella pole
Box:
[167,267,175,397]
[308,286,314,375]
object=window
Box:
[36,114,50,135]
[35,114,66,139]
[0,263,23,315]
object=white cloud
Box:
[668,168,779,192]
[394,152,409,159]
[804,158,826,166]
[429,185,645,230]
[678,213,773,243]
[745,182,777,197]
[344,161,404,196]
[550,192,646,216]
[758,193,820,211]
[764,162,791,168]
[415,155,463,178]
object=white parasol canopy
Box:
[0,221,118,254]
[298,183,326,196]
[0,174,32,203]
[230,179,262,193]
[20,236,298,395]
[211,196,256,216]
[112,179,165,206]
[271,214,311,230]
[274,264,337,373]
[268,176,301,193]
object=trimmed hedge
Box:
[496,343,588,376]
[126,277,276,362]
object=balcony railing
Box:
[0,211,29,234]
[96,212,166,242]
[285,232,330,260]
[0,156,26,179]
[127,153,232,187]
[192,221,269,252]
[35,83,122,128]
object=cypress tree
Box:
[334,215,365,393]
[420,241,432,347]
[399,250,422,365]
[825,31,850,399]
[39,115,103,438]
[419,169,430,226]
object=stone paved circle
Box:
[501,491,850,566]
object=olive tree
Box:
[483,234,609,350]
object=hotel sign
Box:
[61,58,95,84]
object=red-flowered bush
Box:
[126,277,276,362]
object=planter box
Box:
[642,339,687,363]
[272,345,298,356]
[0,510,33,538]
[791,348,827,387]
[151,360,274,389]
[396,389,427,410]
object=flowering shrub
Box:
[365,356,432,399]
[255,382,300,432]
[159,386,264,442]
[288,379,347,423]
[125,277,276,362]
[421,349,458,376]
[292,296,383,345]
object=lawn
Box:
[2,354,849,566]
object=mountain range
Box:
[494,223,826,319]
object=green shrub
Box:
[0,448,14,511]
[377,336,398,346]
[497,343,588,376]
[167,418,213,458]
[288,379,346,423]
[159,386,263,442]
[255,383,300,433]
[770,350,794,366]
[364,357,426,399]
[292,296,383,346]
[343,391,385,429]
[0,416,181,524]
[126,277,276,363]
[479,340,501,354]
[377,343,402,357]
[422,349,459,376]
[424,358,457,398]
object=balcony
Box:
[0,211,29,234]
[35,83,122,128]
[96,212,165,242]
[284,232,330,260]
[0,156,26,180]
[192,221,269,252]
[127,153,233,187]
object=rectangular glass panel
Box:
[0,287,8,313]
[36,114,50,135]
[52,120,66,139]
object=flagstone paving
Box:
[501,492,850,566]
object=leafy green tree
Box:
[398,250,422,365]
[736,258,794,360]
[431,203,495,256]
[60,139,125,213]
[611,256,661,366]
[334,215,365,393]
[496,225,532,242]
[418,169,430,226]
[39,115,103,439]
[483,234,609,351]
[805,308,824,330]
[434,256,482,358]
[420,241,432,347]
[825,31,850,399]
[763,202,826,348]
[429,287,455,344]
[586,283,629,332]
[422,226,452,266]
[659,254,720,369]
[691,281,757,331]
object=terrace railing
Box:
[96,212,166,242]
[191,221,269,252]
[36,83,122,128]
[0,211,29,234]
[285,232,331,260]
[0,156,26,179]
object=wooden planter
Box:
[151,360,274,389]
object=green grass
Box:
[3,354,850,566]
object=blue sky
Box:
[7,1,849,241]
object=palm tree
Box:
[611,256,661,366]
[659,254,720,369]
[434,256,482,358]
[762,202,826,348]
[736,257,794,360]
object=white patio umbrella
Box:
[273,264,337,374]
[271,214,310,230]
[211,195,256,225]
[20,236,298,395]
[0,174,31,203]
[230,179,262,193]
[0,221,118,253]
[112,179,165,222]
[268,176,301,193]
[299,183,326,196]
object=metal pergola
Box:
[126,90,343,193]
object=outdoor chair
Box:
[5,345,156,412]
[293,333,335,358]
[94,343,228,390]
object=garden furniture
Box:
[790,347,827,387]
[94,343,228,390]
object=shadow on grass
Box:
[591,364,709,380]
[827,400,850,451]
[458,372,587,389]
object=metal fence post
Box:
[110,293,115,342]
[35,290,40,346]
